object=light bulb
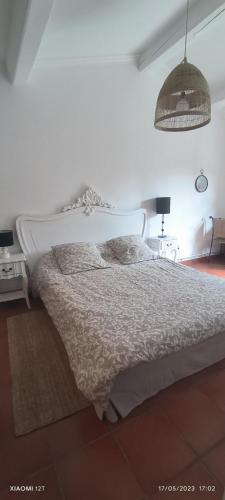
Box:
[176,91,189,112]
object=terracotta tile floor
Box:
[1,257,225,499]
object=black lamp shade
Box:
[156,197,171,215]
[0,230,13,247]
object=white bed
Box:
[16,206,225,422]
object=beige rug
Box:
[7,309,90,436]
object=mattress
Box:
[33,252,225,418]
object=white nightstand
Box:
[0,253,30,309]
[148,236,180,261]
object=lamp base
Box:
[158,214,167,238]
[1,247,11,259]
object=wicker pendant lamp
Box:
[154,0,211,132]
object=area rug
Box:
[7,309,90,436]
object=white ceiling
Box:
[1,0,225,106]
[159,6,225,94]
[37,0,189,61]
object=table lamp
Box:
[0,230,14,258]
[156,197,171,238]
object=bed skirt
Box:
[94,331,225,422]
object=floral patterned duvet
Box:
[33,253,225,410]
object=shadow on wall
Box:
[141,198,156,216]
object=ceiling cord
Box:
[184,0,189,60]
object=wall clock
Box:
[195,170,208,193]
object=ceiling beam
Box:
[6,0,54,84]
[138,0,225,72]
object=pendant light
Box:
[154,0,211,132]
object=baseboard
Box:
[179,252,219,263]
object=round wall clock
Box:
[195,170,208,193]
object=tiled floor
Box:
[1,257,225,499]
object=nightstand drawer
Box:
[0,262,21,279]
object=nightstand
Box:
[148,236,180,261]
[0,253,30,308]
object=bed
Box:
[16,206,225,422]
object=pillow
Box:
[52,242,110,275]
[108,235,157,264]
[97,241,119,264]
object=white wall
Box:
[0,61,225,259]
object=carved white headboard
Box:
[16,207,147,272]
